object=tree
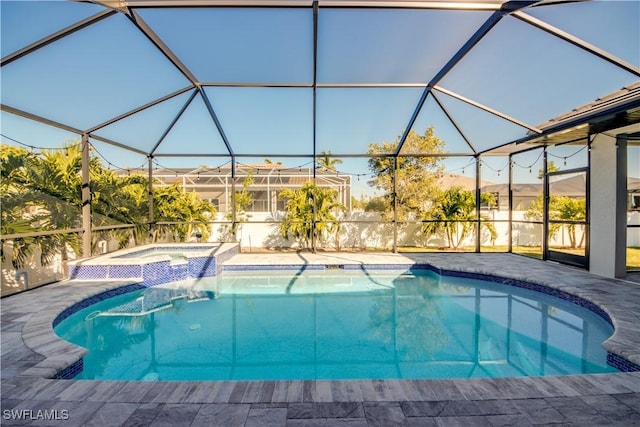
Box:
[278,182,346,251]
[367,127,444,220]
[351,194,386,212]
[316,150,342,171]
[152,184,216,242]
[421,187,497,249]
[1,144,84,266]
[525,195,586,248]
[364,196,387,213]
[1,143,217,269]
[537,161,560,180]
[221,171,254,241]
[1,146,45,267]
[555,196,586,248]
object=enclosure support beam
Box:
[392,157,398,253]
[431,91,476,153]
[1,10,117,68]
[514,11,640,78]
[311,1,319,254]
[231,176,238,243]
[81,134,92,258]
[542,147,549,260]
[129,9,199,86]
[433,86,541,135]
[475,156,482,253]
[148,156,154,239]
[508,154,513,253]
[394,9,507,156]
[150,89,199,156]
[88,86,193,134]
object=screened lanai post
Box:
[311,1,319,254]
[475,156,481,253]
[542,147,549,260]
[148,156,154,240]
[81,134,91,258]
[231,162,237,243]
[508,155,514,253]
[392,156,398,253]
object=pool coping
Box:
[2,252,639,409]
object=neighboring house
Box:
[482,175,640,212]
[126,164,352,213]
[629,177,640,211]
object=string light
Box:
[0,133,82,151]
[90,143,146,172]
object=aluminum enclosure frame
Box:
[1,0,639,260]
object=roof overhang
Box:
[481,81,640,155]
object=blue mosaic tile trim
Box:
[109,264,143,279]
[69,265,109,280]
[342,264,412,270]
[53,358,83,379]
[52,283,147,327]
[189,256,217,277]
[418,265,615,326]
[410,263,638,372]
[142,261,171,286]
[607,353,640,372]
[215,245,239,273]
[171,263,189,281]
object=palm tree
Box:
[278,182,345,251]
[1,143,218,270]
[316,150,342,171]
[1,144,82,265]
[422,186,497,249]
[152,184,216,242]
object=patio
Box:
[2,253,639,426]
[1,0,640,425]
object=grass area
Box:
[628,247,640,271]
[398,245,542,258]
[246,246,640,270]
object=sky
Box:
[1,0,639,196]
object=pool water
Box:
[113,246,217,259]
[54,268,618,381]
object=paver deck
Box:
[2,253,639,426]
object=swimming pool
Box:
[54,268,618,381]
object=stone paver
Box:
[1,253,639,426]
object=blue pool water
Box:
[54,268,618,381]
[113,246,217,259]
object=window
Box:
[629,193,640,211]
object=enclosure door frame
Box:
[544,166,590,269]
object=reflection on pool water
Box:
[54,268,618,381]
